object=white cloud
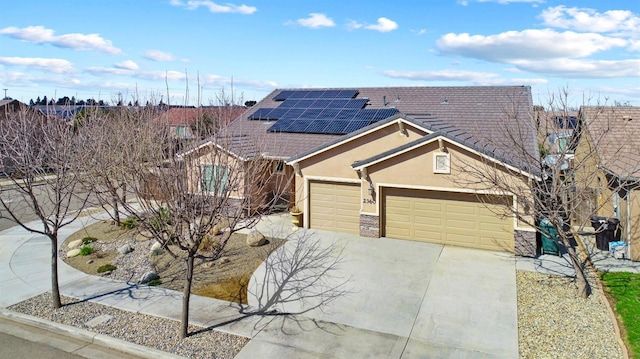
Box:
[347,17,398,32]
[365,18,398,32]
[511,58,640,78]
[114,60,139,71]
[170,0,256,14]
[0,57,74,73]
[201,74,277,91]
[540,6,640,34]
[437,29,627,61]
[383,69,498,82]
[85,66,133,76]
[295,13,335,28]
[382,69,548,86]
[0,26,121,54]
[458,0,544,5]
[144,50,177,62]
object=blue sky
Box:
[0,0,638,107]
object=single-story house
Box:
[186,86,539,255]
[575,106,640,261]
[159,106,246,140]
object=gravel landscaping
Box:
[6,221,628,358]
[517,270,624,359]
[9,293,248,359]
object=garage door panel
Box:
[384,188,513,252]
[309,181,360,234]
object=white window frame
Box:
[433,152,451,174]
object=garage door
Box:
[309,181,360,234]
[383,188,513,251]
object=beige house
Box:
[287,114,537,255]
[188,86,538,255]
[575,106,640,261]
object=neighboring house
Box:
[186,86,539,255]
[160,106,247,140]
[575,106,640,261]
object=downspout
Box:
[627,189,631,244]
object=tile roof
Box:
[581,106,640,180]
[217,86,536,168]
[159,106,246,126]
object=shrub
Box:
[82,236,98,245]
[151,208,171,231]
[198,235,220,252]
[147,278,162,286]
[97,264,117,273]
[79,245,93,256]
[120,216,138,230]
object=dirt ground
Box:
[62,220,286,304]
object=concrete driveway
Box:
[244,221,518,358]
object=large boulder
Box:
[139,271,159,284]
[150,242,163,255]
[118,243,134,255]
[67,239,83,249]
[67,248,81,258]
[246,230,266,247]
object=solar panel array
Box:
[249,89,399,135]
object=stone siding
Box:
[360,214,379,238]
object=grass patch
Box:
[97,264,117,273]
[79,245,94,256]
[147,278,163,286]
[194,273,251,304]
[601,271,640,358]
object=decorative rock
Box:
[150,242,163,255]
[202,262,214,269]
[139,271,159,284]
[118,244,134,255]
[210,225,221,236]
[86,259,94,265]
[68,239,83,249]
[246,230,266,247]
[67,248,81,258]
[219,256,230,264]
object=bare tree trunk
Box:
[49,235,62,308]
[181,255,194,338]
[562,237,591,298]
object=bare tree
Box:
[455,89,634,298]
[81,92,291,338]
[76,105,160,225]
[0,106,91,308]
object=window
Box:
[201,164,228,194]
[176,126,186,137]
[273,160,285,174]
[433,152,450,174]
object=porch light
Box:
[368,183,375,196]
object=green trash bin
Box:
[540,218,561,256]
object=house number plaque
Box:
[363,199,376,204]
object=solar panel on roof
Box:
[336,109,358,120]
[267,118,295,132]
[342,120,371,133]
[338,89,359,98]
[304,120,330,133]
[323,120,350,134]
[344,98,368,109]
[274,90,294,101]
[286,119,314,133]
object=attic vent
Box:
[623,116,633,121]
[440,97,448,104]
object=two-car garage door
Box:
[383,188,513,252]
[306,182,514,252]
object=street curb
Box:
[0,308,185,359]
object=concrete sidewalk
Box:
[1,212,521,358]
